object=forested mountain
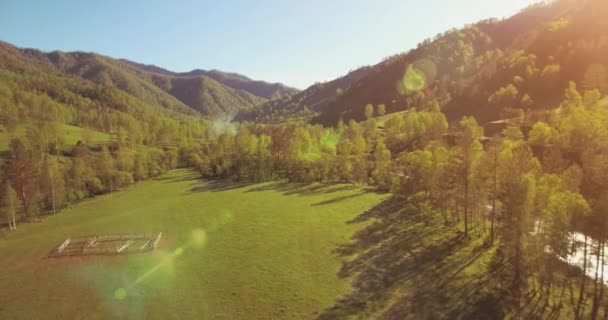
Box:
[239,0,608,126]
[121,60,299,100]
[0,42,293,119]
[234,66,374,123]
[182,69,299,99]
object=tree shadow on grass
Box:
[246,181,372,198]
[187,179,255,193]
[318,197,502,320]
[156,171,201,184]
[311,192,370,206]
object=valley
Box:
[3,0,608,319]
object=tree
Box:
[97,146,117,193]
[371,139,391,191]
[582,63,608,93]
[527,121,554,146]
[481,137,502,245]
[5,139,40,222]
[571,194,592,320]
[455,117,485,236]
[559,81,583,113]
[377,104,386,116]
[580,151,608,319]
[364,104,374,120]
[1,182,19,231]
[1,100,19,148]
[543,190,588,293]
[497,141,540,313]
[488,83,519,113]
[39,156,65,213]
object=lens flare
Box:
[191,228,207,248]
[112,228,208,302]
[397,64,426,95]
[320,130,340,152]
[114,287,127,300]
[208,210,234,232]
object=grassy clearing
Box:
[0,169,388,320]
[0,169,589,319]
[0,123,111,152]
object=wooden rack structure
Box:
[48,232,162,258]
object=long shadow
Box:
[156,171,201,184]
[318,197,498,320]
[246,181,373,198]
[187,179,255,193]
[311,192,368,206]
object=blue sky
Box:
[0,0,535,89]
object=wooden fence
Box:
[48,232,163,258]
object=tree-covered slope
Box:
[168,75,265,119]
[122,60,299,100]
[234,66,373,123]
[241,0,608,126]
[184,69,299,100]
[0,42,270,119]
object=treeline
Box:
[184,83,608,318]
[1,138,178,227]
[0,75,215,229]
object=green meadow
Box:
[0,123,111,152]
[0,169,389,319]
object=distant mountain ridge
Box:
[0,41,297,119]
[120,59,299,100]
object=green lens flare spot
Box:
[114,288,127,300]
[191,229,207,248]
[174,247,184,256]
[397,64,426,95]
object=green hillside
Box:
[0,123,111,153]
[121,61,299,100]
[168,75,264,118]
[0,42,279,120]
[240,0,608,126]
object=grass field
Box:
[0,169,587,319]
[0,169,389,320]
[0,123,111,152]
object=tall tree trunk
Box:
[490,151,498,245]
[47,157,56,214]
[576,234,589,320]
[592,238,603,320]
[5,209,13,231]
[18,166,30,222]
[8,186,16,231]
[490,195,496,245]
[601,242,606,314]
[464,178,469,237]
[514,221,524,316]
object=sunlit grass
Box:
[0,123,112,152]
[0,169,387,319]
